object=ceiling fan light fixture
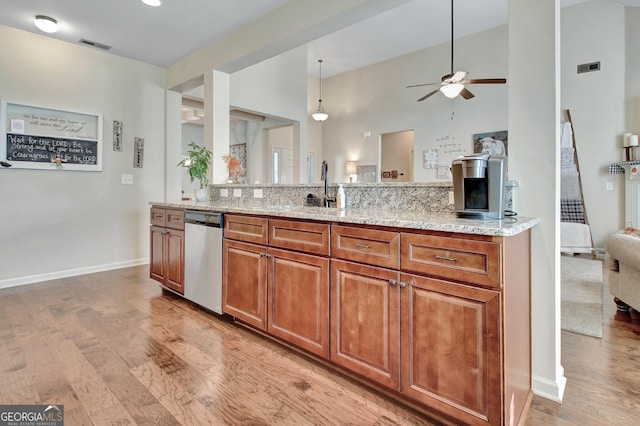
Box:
[141,0,162,6]
[312,59,328,122]
[440,83,464,99]
[34,15,58,33]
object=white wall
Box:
[0,25,166,286]
[321,25,508,183]
[230,46,309,182]
[628,7,640,133]
[561,0,626,248]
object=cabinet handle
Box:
[266,253,272,258]
[154,215,163,219]
[399,281,407,289]
[389,279,397,286]
[354,242,371,249]
[434,255,457,262]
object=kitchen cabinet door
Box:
[330,259,401,390]
[223,239,267,330]
[268,247,329,358]
[164,229,184,294]
[401,273,501,426]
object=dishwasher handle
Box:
[184,210,223,228]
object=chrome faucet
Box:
[321,160,335,207]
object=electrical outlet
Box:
[606,182,613,191]
[121,174,133,185]
[448,191,455,205]
[220,188,228,197]
[253,188,263,198]
[233,188,242,197]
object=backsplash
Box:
[209,182,516,213]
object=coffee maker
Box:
[451,154,507,219]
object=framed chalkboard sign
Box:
[1,101,103,171]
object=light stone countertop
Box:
[151,201,538,237]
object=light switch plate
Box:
[448,191,455,205]
[121,174,133,185]
[220,188,228,197]
[233,188,242,197]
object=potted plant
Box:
[178,141,212,202]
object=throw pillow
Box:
[623,227,640,239]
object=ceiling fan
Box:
[407,0,506,102]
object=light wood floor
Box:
[0,266,638,425]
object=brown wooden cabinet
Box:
[214,211,531,425]
[268,247,329,357]
[223,215,330,357]
[330,259,400,390]
[222,239,268,330]
[331,225,531,426]
[149,207,185,294]
[400,272,500,425]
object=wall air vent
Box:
[577,61,600,74]
[79,39,112,51]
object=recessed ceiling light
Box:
[34,15,58,33]
[141,0,162,6]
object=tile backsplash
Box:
[209,181,516,213]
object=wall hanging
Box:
[1,100,103,171]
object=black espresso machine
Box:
[451,153,507,219]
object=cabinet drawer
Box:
[331,225,399,269]
[224,214,268,244]
[150,207,166,227]
[269,219,330,256]
[401,233,501,288]
[165,209,185,230]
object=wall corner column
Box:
[508,0,567,402]
[205,70,231,184]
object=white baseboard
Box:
[532,368,567,403]
[0,258,150,290]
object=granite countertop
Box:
[151,201,538,237]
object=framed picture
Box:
[1,100,103,171]
[382,171,391,178]
[473,130,508,156]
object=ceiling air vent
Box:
[577,61,600,74]
[79,39,112,51]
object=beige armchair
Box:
[605,230,640,312]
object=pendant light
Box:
[312,59,328,122]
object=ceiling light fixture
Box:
[141,0,162,6]
[440,82,464,99]
[312,59,328,122]
[34,15,58,33]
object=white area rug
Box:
[561,256,604,338]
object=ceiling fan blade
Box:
[417,89,440,102]
[465,78,507,85]
[451,71,467,81]
[406,82,440,88]
[460,87,475,99]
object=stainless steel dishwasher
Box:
[184,210,223,314]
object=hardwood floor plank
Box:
[48,338,137,424]
[130,361,222,425]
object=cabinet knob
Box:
[399,281,407,289]
[389,279,397,286]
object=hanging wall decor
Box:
[0,101,103,171]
